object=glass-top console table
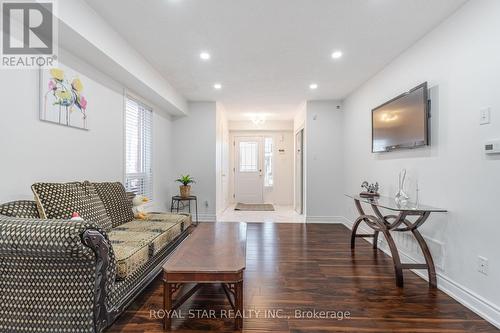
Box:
[345,194,447,288]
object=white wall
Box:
[229,129,294,206]
[171,102,217,221]
[293,102,306,133]
[305,101,344,221]
[342,0,500,326]
[152,111,176,211]
[216,103,230,214]
[0,49,174,212]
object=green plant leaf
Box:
[175,174,196,186]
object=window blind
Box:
[124,96,153,200]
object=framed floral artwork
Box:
[39,65,89,130]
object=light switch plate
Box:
[480,108,491,125]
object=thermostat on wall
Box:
[485,140,500,154]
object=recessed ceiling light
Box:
[214,83,222,90]
[200,52,211,61]
[331,50,343,59]
[309,83,318,90]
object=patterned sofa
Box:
[0,181,193,333]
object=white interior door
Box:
[235,137,264,203]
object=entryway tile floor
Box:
[217,204,305,223]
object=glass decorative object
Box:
[395,169,409,206]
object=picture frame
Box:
[39,65,89,130]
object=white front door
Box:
[235,137,264,203]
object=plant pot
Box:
[179,185,191,198]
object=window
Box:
[264,137,273,187]
[125,96,153,199]
[239,141,258,172]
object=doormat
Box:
[234,203,275,211]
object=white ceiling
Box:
[85,0,466,120]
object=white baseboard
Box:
[197,214,216,222]
[305,216,346,223]
[342,217,500,329]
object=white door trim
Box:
[294,129,304,214]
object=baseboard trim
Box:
[342,217,500,329]
[305,216,346,223]
[197,214,216,222]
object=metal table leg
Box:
[195,198,198,225]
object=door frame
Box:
[294,127,305,214]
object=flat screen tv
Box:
[372,82,429,153]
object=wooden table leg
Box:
[351,199,380,250]
[351,198,442,289]
[350,216,364,249]
[410,228,437,288]
[163,281,172,331]
[373,231,379,249]
[381,230,404,287]
[234,281,243,330]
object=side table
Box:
[346,194,447,288]
[171,195,199,225]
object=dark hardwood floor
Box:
[107,223,498,332]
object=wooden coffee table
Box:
[163,222,247,331]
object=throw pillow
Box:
[93,182,135,228]
[31,181,113,232]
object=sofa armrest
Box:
[0,216,117,333]
[0,217,102,258]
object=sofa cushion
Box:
[111,242,150,281]
[0,200,40,218]
[149,223,182,254]
[147,212,189,224]
[114,219,177,233]
[108,230,158,280]
[114,219,183,255]
[93,182,134,228]
[146,213,192,232]
[31,181,113,232]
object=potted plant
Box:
[176,175,195,197]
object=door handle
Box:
[259,169,262,176]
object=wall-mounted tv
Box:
[372,82,429,153]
